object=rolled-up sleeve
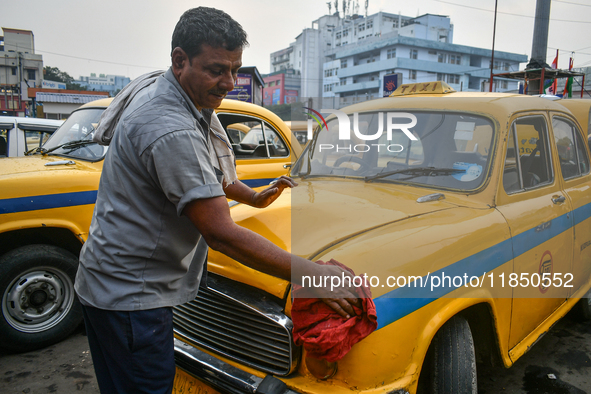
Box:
[144,129,225,216]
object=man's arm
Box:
[223,176,297,208]
[183,196,360,318]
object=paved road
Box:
[478,308,591,393]
[1,309,589,394]
[0,325,98,394]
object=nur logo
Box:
[303,108,418,142]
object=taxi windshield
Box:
[42,108,107,161]
[291,111,495,191]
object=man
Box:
[75,7,359,394]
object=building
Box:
[28,88,109,120]
[271,14,340,100]
[0,28,43,116]
[1,27,113,118]
[74,73,131,96]
[262,69,301,106]
[270,12,529,107]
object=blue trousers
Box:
[81,304,176,394]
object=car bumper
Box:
[174,338,300,394]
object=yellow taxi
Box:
[558,98,591,152]
[0,97,300,352]
[285,120,310,147]
[171,82,591,394]
[559,98,591,136]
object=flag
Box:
[545,50,559,94]
[563,57,573,98]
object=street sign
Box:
[383,73,400,97]
[226,73,252,102]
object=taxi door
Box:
[550,113,591,295]
[496,113,572,352]
[216,112,296,189]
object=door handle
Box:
[552,195,566,204]
[283,163,292,169]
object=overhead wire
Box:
[36,49,166,70]
[553,0,591,7]
[431,0,591,23]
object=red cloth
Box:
[291,259,378,362]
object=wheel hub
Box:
[2,269,73,332]
[29,289,48,307]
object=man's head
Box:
[171,7,248,110]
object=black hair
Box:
[171,7,248,59]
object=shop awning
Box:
[35,92,109,104]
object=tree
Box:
[43,66,87,91]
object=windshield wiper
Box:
[43,139,97,155]
[25,146,47,156]
[365,167,464,182]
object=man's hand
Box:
[251,176,297,208]
[293,263,362,319]
[224,176,297,208]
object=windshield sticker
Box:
[454,122,476,141]
[457,121,476,132]
[454,130,473,140]
[452,162,482,181]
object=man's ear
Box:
[171,47,188,77]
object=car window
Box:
[42,108,107,161]
[24,130,53,152]
[0,129,7,157]
[292,111,495,191]
[226,123,248,144]
[552,116,590,180]
[503,116,553,194]
[217,113,289,160]
[263,122,289,158]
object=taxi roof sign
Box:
[390,81,456,97]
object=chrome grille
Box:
[173,275,294,376]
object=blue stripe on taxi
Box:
[374,205,591,329]
[0,190,98,214]
[0,178,274,214]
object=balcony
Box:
[334,80,380,94]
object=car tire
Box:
[576,288,591,321]
[429,315,477,394]
[0,245,83,352]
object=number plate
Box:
[172,368,222,394]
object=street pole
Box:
[18,52,23,113]
[489,0,498,92]
[527,0,551,95]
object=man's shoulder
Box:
[127,96,195,131]
[121,83,198,147]
[128,79,195,127]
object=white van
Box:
[0,116,64,157]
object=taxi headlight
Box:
[304,355,338,380]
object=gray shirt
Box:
[75,68,225,310]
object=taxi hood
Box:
[208,178,462,299]
[0,156,99,177]
[0,156,102,201]
[289,179,458,258]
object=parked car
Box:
[171,82,591,394]
[285,120,310,147]
[0,116,63,158]
[0,97,301,352]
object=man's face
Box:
[173,44,242,110]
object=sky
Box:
[2,0,591,80]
